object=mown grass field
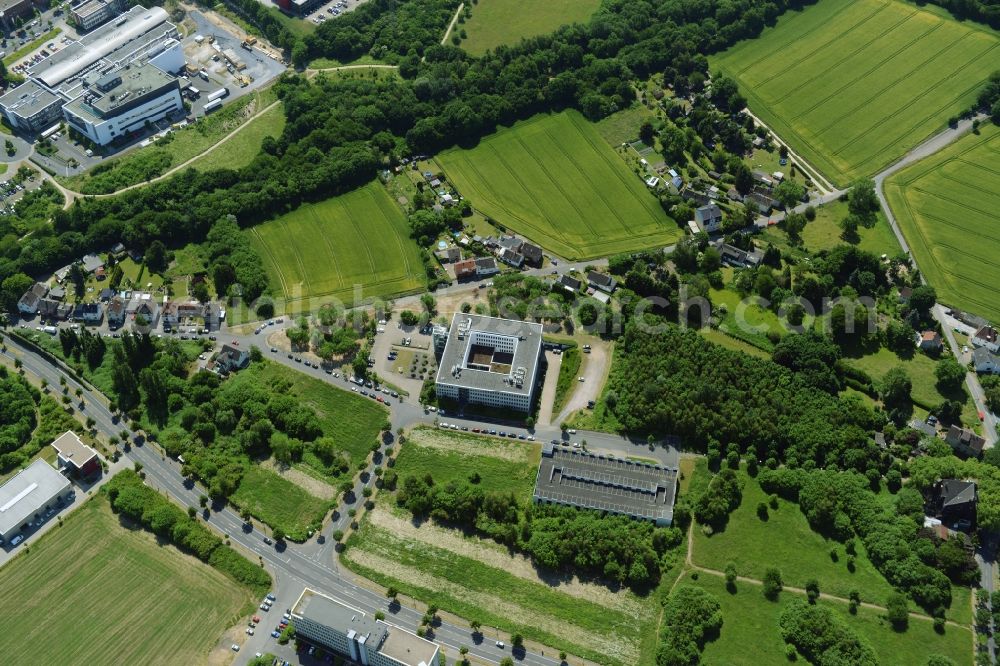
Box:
[711,0,1000,185]
[0,495,254,665]
[190,102,286,172]
[884,123,1000,323]
[248,181,425,306]
[459,0,601,55]
[690,463,973,625]
[397,427,540,500]
[438,110,681,259]
[690,574,972,665]
[760,199,902,257]
[231,465,332,540]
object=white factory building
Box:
[0,5,185,145]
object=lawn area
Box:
[343,508,658,666]
[848,346,979,425]
[884,123,1000,323]
[760,199,902,258]
[231,465,332,540]
[0,495,254,665]
[459,0,601,55]
[247,181,425,307]
[190,102,286,172]
[396,427,540,501]
[593,105,656,147]
[711,0,1000,186]
[690,573,972,665]
[552,347,582,414]
[690,465,973,623]
[60,88,278,194]
[708,286,786,352]
[239,362,387,468]
[438,110,682,259]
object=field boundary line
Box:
[251,227,290,297]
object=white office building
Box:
[0,459,74,544]
[292,589,439,666]
[434,313,544,412]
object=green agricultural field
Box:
[459,0,601,56]
[0,496,254,665]
[760,199,902,258]
[712,0,1000,185]
[884,124,1000,323]
[231,465,332,540]
[190,103,286,172]
[690,574,971,665]
[438,110,682,259]
[248,181,425,306]
[396,427,540,500]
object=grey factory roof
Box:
[534,446,677,524]
[377,622,439,666]
[0,459,71,538]
[435,313,543,397]
[0,79,62,119]
[30,6,171,87]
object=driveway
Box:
[555,340,611,425]
[535,350,562,427]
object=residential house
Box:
[81,254,104,274]
[38,299,72,321]
[216,344,249,373]
[204,303,223,331]
[973,347,1000,374]
[909,419,937,438]
[453,259,477,282]
[73,303,104,325]
[98,288,115,302]
[54,265,72,283]
[587,271,617,294]
[435,246,461,264]
[916,330,942,352]
[747,190,775,214]
[475,257,499,277]
[681,188,710,207]
[973,325,999,353]
[717,242,763,268]
[520,242,543,267]
[946,425,986,459]
[107,297,126,328]
[727,188,743,203]
[897,286,913,304]
[48,287,66,301]
[558,275,582,293]
[693,204,724,234]
[935,479,977,529]
[17,283,48,315]
[498,236,524,253]
[133,300,159,328]
[111,242,126,255]
[499,247,524,268]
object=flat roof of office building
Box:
[0,79,62,117]
[74,0,113,18]
[50,431,98,469]
[63,61,176,121]
[30,6,171,87]
[0,459,71,538]
[435,313,542,397]
[534,446,677,524]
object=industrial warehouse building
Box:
[0,459,74,545]
[292,589,439,666]
[0,5,184,144]
[434,314,543,412]
[533,444,678,526]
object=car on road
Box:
[253,615,261,623]
[10,534,24,546]
[267,593,276,600]
[496,641,505,649]
[260,603,270,610]
[246,627,255,635]
[271,347,277,353]
[231,644,240,652]
[263,537,273,545]
[271,630,281,638]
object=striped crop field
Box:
[248,181,425,307]
[712,0,1000,186]
[884,124,1000,323]
[437,110,682,260]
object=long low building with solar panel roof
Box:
[533,443,678,525]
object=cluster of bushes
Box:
[758,467,977,616]
[73,149,173,195]
[779,601,876,665]
[395,475,681,588]
[205,215,270,304]
[106,470,271,594]
[693,467,743,528]
[656,585,723,665]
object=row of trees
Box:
[395,474,682,588]
[106,469,271,592]
[0,369,38,457]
